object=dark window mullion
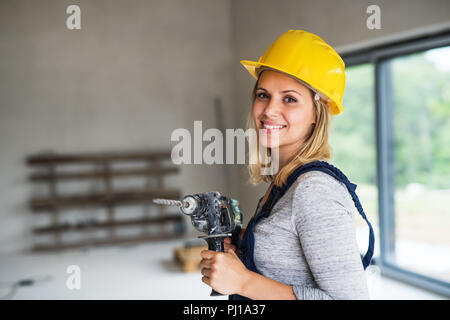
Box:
[375,58,396,264]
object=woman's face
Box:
[252,70,317,156]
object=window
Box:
[340,31,450,297]
[389,46,450,282]
[330,63,379,260]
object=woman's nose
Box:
[263,98,281,117]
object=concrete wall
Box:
[0,0,234,253]
[230,0,450,223]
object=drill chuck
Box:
[153,196,198,215]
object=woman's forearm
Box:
[238,270,298,300]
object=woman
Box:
[200,30,373,300]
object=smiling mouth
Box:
[260,121,287,133]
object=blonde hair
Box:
[247,72,333,187]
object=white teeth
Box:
[263,124,285,129]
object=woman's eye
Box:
[284,96,297,103]
[256,92,269,99]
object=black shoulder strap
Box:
[266,160,375,269]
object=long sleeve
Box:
[290,172,369,300]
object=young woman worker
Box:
[200,30,374,300]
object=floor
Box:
[0,238,447,300]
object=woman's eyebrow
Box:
[257,87,302,96]
[281,89,301,95]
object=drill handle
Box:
[204,236,225,253]
[200,235,229,297]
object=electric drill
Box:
[153,191,243,296]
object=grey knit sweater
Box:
[252,170,369,300]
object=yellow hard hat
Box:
[241,30,346,115]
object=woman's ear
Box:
[313,105,318,126]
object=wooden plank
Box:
[153,160,168,234]
[26,149,183,252]
[26,150,172,165]
[174,245,208,272]
[48,163,61,246]
[103,159,116,238]
[29,190,181,212]
[33,215,184,234]
[32,233,187,252]
[29,167,179,181]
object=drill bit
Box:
[153,196,198,215]
[152,198,183,207]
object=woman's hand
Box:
[200,248,250,295]
[224,228,246,253]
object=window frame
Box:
[341,30,450,297]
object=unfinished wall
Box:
[0,0,234,253]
